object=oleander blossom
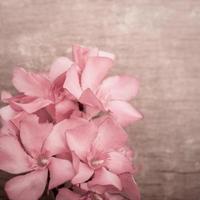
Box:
[0,44,142,200]
[64,45,142,126]
[0,115,76,200]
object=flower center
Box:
[78,102,85,112]
[91,158,105,169]
[87,151,108,169]
[37,154,49,167]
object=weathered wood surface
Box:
[0,0,200,199]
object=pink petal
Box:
[10,112,28,129]
[49,57,73,81]
[72,153,94,184]
[35,108,53,123]
[5,169,48,200]
[71,151,80,171]
[98,50,115,60]
[81,57,113,92]
[0,106,17,121]
[93,118,128,152]
[120,173,140,200]
[1,90,12,103]
[0,135,33,174]
[107,100,143,126]
[79,88,104,111]
[97,75,139,101]
[92,114,109,127]
[20,115,53,158]
[13,97,52,113]
[43,118,86,156]
[72,162,94,184]
[79,89,106,120]
[64,65,82,98]
[72,44,98,70]
[0,121,18,137]
[9,94,36,105]
[88,167,122,190]
[12,67,51,98]
[66,122,97,160]
[56,188,80,200]
[105,151,133,174]
[55,99,78,122]
[46,104,56,120]
[72,45,115,70]
[48,157,75,189]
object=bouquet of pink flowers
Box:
[0,45,142,200]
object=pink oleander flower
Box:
[0,44,142,200]
[0,115,76,200]
[0,57,78,125]
[64,45,142,126]
[65,117,139,199]
[0,44,142,127]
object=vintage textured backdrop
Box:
[0,0,200,200]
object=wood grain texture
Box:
[0,0,200,199]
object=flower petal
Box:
[0,121,18,137]
[49,57,73,81]
[13,98,52,113]
[66,122,97,160]
[72,162,93,185]
[79,89,105,119]
[20,115,53,158]
[5,169,48,200]
[72,44,98,70]
[79,88,104,111]
[48,157,75,189]
[56,188,80,200]
[34,108,53,123]
[93,118,128,152]
[81,57,113,92]
[55,99,78,122]
[0,106,17,121]
[12,67,51,98]
[105,151,133,174]
[98,50,115,60]
[1,90,12,103]
[97,75,139,101]
[10,112,28,129]
[120,173,140,200]
[88,167,122,190]
[107,101,143,126]
[0,136,33,174]
[43,118,86,156]
[64,65,82,98]
[72,153,94,184]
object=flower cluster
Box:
[0,45,142,200]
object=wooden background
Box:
[0,0,200,199]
